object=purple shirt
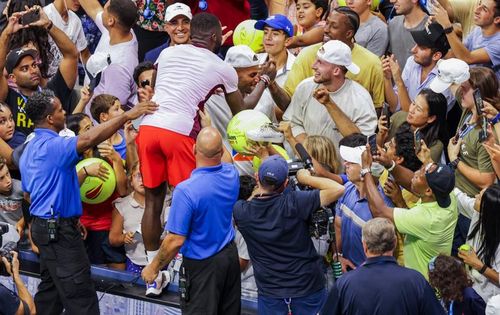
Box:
[464,26,500,80]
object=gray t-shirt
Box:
[388,15,429,69]
[0,180,24,226]
[355,15,389,57]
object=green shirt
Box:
[394,194,458,279]
[388,111,444,163]
[455,110,494,196]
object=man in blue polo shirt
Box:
[19,89,156,314]
[335,133,393,270]
[321,218,444,315]
[141,126,241,314]
[233,154,345,315]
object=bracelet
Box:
[259,74,271,88]
[490,113,500,125]
[387,160,396,172]
[83,166,89,176]
[479,264,488,274]
[46,21,53,31]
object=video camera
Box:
[288,144,334,239]
[0,222,18,276]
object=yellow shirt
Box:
[283,43,385,108]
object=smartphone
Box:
[367,134,377,156]
[479,116,489,142]
[21,9,40,26]
[473,89,484,118]
[414,129,423,153]
[382,104,391,128]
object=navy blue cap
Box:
[425,163,455,208]
[254,14,294,38]
[258,155,288,188]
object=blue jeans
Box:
[258,288,327,315]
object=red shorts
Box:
[136,126,195,188]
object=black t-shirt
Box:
[5,69,72,137]
[233,189,324,298]
[0,283,21,315]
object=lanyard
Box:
[458,113,477,140]
[16,86,42,111]
[449,300,454,315]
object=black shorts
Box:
[180,241,241,315]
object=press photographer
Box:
[0,223,35,315]
[233,152,345,314]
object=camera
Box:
[0,222,18,276]
[289,144,334,239]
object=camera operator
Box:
[233,155,345,314]
[0,251,35,315]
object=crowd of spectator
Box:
[0,0,500,314]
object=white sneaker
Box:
[246,123,284,143]
[145,270,172,297]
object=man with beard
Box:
[285,40,377,151]
[0,8,78,141]
[136,12,276,294]
[273,7,385,112]
[383,22,455,113]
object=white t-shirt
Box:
[93,11,138,76]
[255,51,296,122]
[235,229,258,300]
[283,78,377,150]
[142,44,238,136]
[44,4,88,80]
[44,4,88,52]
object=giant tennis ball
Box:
[227,110,271,154]
[76,158,116,204]
[252,145,290,171]
[336,0,382,11]
[233,19,264,53]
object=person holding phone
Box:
[447,67,498,255]
[377,88,449,164]
[0,6,78,143]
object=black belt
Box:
[32,216,79,226]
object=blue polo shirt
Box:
[336,181,394,266]
[166,163,238,260]
[19,128,82,218]
[320,256,445,315]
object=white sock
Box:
[146,250,159,263]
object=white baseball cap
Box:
[86,52,110,78]
[430,58,470,93]
[165,3,192,22]
[339,145,366,165]
[225,45,263,68]
[317,40,360,75]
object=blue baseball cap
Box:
[254,14,294,38]
[258,155,289,188]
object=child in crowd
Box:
[0,156,25,238]
[109,162,175,296]
[90,94,127,159]
[428,255,486,314]
[66,112,128,269]
[0,102,24,149]
[295,0,328,35]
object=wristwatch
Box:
[449,158,460,170]
[360,168,371,178]
[443,25,454,34]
